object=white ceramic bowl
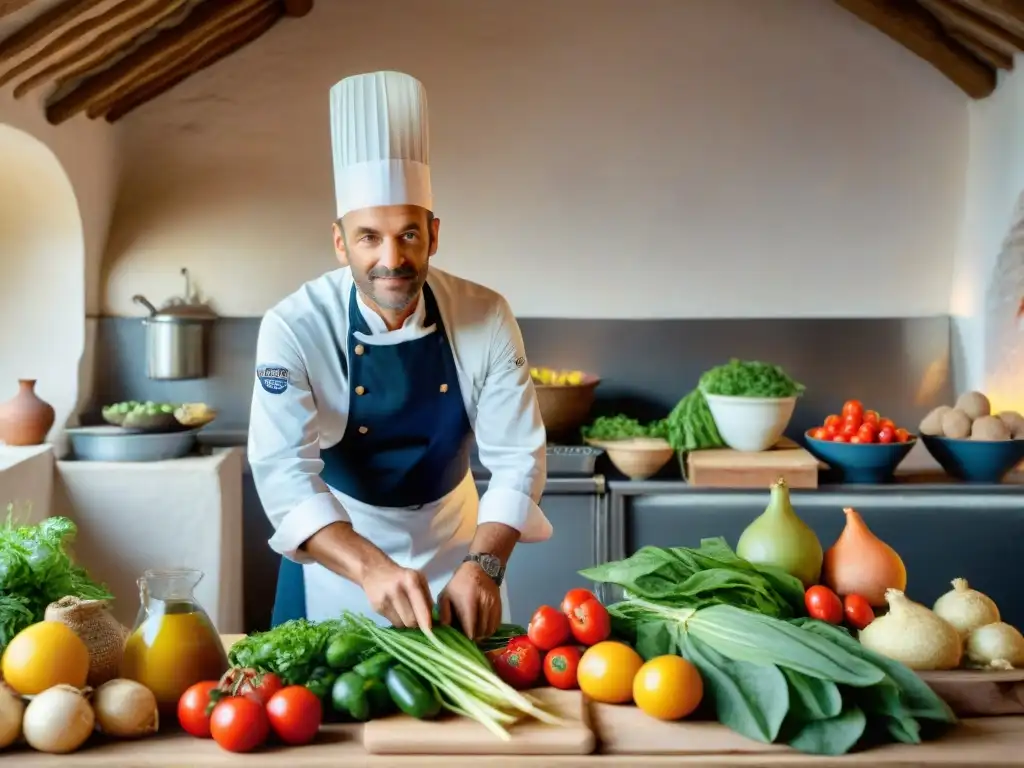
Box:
[702,392,798,452]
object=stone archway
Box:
[0,122,85,447]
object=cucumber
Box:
[353,651,394,680]
[331,671,371,721]
[365,676,395,717]
[385,665,442,719]
[325,633,373,671]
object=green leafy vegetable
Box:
[581,415,667,441]
[228,618,348,685]
[0,508,112,648]
[665,389,726,453]
[699,359,805,398]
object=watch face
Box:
[475,553,501,577]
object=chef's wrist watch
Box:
[462,552,505,586]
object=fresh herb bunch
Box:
[0,509,113,648]
[581,415,667,441]
[581,539,955,756]
[229,618,347,685]
[699,359,805,398]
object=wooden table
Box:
[9,636,1024,766]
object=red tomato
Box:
[492,636,542,689]
[266,686,322,746]
[849,436,864,443]
[804,585,843,624]
[568,598,612,646]
[543,645,582,689]
[844,594,876,630]
[823,423,838,439]
[841,418,861,436]
[528,605,572,651]
[823,414,842,430]
[832,434,849,443]
[210,696,270,753]
[877,426,896,444]
[842,400,864,421]
[895,427,911,442]
[221,667,284,706]
[878,418,896,431]
[561,588,598,616]
[809,427,828,440]
[178,680,221,738]
[863,409,880,425]
[856,424,876,443]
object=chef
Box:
[248,71,551,640]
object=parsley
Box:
[699,359,805,398]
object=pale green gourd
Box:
[736,478,823,588]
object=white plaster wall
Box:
[104,0,968,320]
[951,57,1024,411]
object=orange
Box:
[633,655,704,720]
[1,620,90,695]
[577,641,644,704]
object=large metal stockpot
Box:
[133,268,218,380]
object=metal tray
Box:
[66,426,199,462]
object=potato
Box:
[955,391,991,421]
[971,415,1011,441]
[940,408,972,439]
[996,411,1024,439]
[919,405,951,436]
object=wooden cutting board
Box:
[684,438,820,489]
[919,669,1024,717]
[588,701,790,754]
[362,687,595,755]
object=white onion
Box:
[858,589,962,671]
[0,683,24,750]
[93,679,159,738]
[22,685,94,754]
[932,578,1000,639]
[965,622,1024,669]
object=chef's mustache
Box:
[369,265,417,279]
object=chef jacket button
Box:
[354,344,365,356]
[355,385,366,395]
[440,383,449,393]
[358,426,369,435]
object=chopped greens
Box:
[0,508,113,648]
[700,359,805,398]
[581,415,667,441]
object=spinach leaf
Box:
[782,668,842,722]
[786,705,867,755]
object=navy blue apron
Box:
[270,281,473,626]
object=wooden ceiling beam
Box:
[12,0,189,98]
[833,0,996,98]
[947,0,1024,39]
[283,0,313,17]
[44,0,267,124]
[950,28,1016,66]
[105,5,283,122]
[85,0,274,119]
[0,0,107,62]
[919,0,1024,54]
[0,0,35,21]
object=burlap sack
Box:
[45,596,128,687]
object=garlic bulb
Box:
[858,589,962,671]
[93,679,159,738]
[965,622,1024,669]
[932,578,1000,639]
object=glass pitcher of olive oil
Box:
[121,568,229,712]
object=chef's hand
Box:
[362,562,435,631]
[438,562,501,641]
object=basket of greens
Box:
[699,359,805,452]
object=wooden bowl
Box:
[534,375,600,440]
[587,437,674,480]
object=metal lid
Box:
[150,300,218,322]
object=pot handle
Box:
[132,294,158,316]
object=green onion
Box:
[343,611,564,740]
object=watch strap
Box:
[463,553,505,586]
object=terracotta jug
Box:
[0,379,55,446]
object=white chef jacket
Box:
[248,266,552,566]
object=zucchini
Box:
[365,676,395,717]
[385,664,442,719]
[325,633,374,671]
[331,671,371,721]
[353,651,394,680]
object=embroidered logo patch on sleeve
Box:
[257,364,289,394]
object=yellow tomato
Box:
[633,655,704,721]
[577,641,644,704]
[1,621,90,695]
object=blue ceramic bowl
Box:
[803,432,917,483]
[921,435,1024,483]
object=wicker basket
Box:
[534,375,601,441]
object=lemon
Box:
[1,621,90,695]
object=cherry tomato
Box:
[878,418,896,431]
[849,436,864,443]
[568,598,612,646]
[895,427,911,442]
[824,423,838,438]
[841,418,860,436]
[527,605,572,651]
[561,588,598,617]
[842,400,864,421]
[877,426,896,444]
[210,696,270,753]
[265,685,322,746]
[492,636,542,689]
[844,594,875,630]
[543,645,582,690]
[832,434,849,443]
[178,680,220,738]
[221,667,284,706]
[856,424,876,443]
[809,427,828,440]
[823,414,842,431]
[804,585,843,624]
